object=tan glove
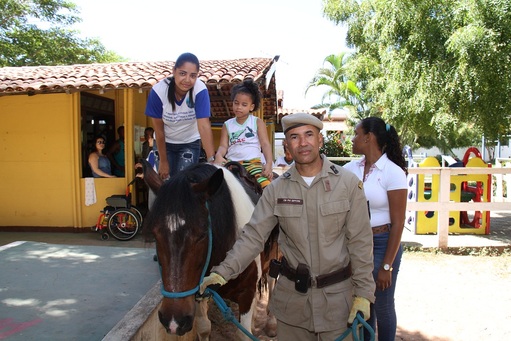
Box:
[199,272,227,294]
[348,296,370,325]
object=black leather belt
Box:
[280,257,352,289]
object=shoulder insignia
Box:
[283,172,291,178]
[358,180,364,190]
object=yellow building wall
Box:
[0,89,275,230]
[0,94,79,227]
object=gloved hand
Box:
[199,272,227,294]
[347,296,370,326]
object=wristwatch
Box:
[207,156,215,162]
[382,263,393,271]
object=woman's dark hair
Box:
[359,117,408,175]
[230,78,262,112]
[166,52,200,111]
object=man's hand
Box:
[199,272,226,294]
[348,296,370,326]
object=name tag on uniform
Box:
[277,198,303,205]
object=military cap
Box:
[282,113,323,134]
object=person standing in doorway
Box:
[107,126,125,177]
[144,52,215,179]
[344,117,408,341]
[89,136,115,178]
[141,126,155,160]
[213,78,273,188]
[202,113,375,340]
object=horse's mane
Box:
[145,163,254,268]
[216,165,255,231]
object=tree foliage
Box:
[0,0,124,66]
[306,52,369,119]
[322,0,511,149]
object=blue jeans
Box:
[165,139,201,177]
[365,232,403,341]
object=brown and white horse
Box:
[141,161,262,340]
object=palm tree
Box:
[306,52,369,120]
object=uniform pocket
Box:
[319,200,350,241]
[322,280,353,325]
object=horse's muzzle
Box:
[158,311,194,335]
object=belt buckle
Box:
[309,276,317,288]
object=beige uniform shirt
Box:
[213,156,375,332]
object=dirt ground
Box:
[209,250,511,340]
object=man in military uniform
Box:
[201,113,375,340]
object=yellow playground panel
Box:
[409,147,491,235]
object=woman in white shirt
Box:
[344,117,408,341]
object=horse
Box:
[140,160,261,340]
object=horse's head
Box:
[140,161,234,335]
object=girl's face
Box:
[96,139,106,152]
[351,123,369,155]
[232,93,255,119]
[173,62,199,95]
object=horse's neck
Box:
[221,168,255,230]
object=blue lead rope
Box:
[205,286,374,341]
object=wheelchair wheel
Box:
[107,209,140,241]
[129,206,144,230]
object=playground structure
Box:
[405,147,492,235]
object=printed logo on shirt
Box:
[277,198,303,205]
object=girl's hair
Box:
[230,78,262,112]
[166,52,200,111]
[359,117,408,174]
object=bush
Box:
[320,131,353,165]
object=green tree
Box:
[0,0,124,66]
[322,0,511,150]
[320,130,353,165]
[306,52,369,119]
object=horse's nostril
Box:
[176,315,194,336]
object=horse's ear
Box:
[191,168,224,197]
[207,168,225,196]
[138,158,164,193]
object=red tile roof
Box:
[0,58,279,124]
[0,58,274,96]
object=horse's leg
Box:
[194,299,211,341]
[238,296,257,341]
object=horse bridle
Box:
[159,203,213,299]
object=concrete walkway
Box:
[0,235,159,340]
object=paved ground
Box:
[0,211,509,340]
[0,234,158,340]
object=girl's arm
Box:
[214,124,229,165]
[257,117,273,178]
[151,117,168,179]
[197,117,215,161]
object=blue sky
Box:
[71,0,349,109]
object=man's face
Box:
[284,125,323,165]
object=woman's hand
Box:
[376,268,392,291]
[158,162,170,180]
